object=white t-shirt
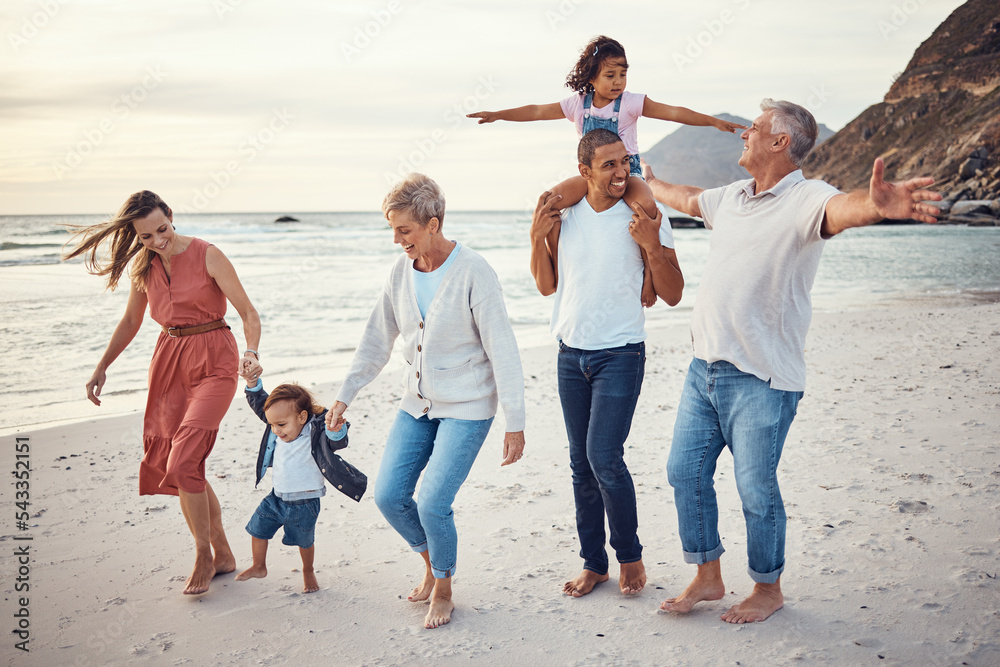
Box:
[694,169,841,391]
[272,422,326,498]
[551,198,674,350]
[560,91,646,155]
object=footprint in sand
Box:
[890,500,929,513]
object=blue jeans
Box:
[373,411,494,579]
[245,491,321,549]
[668,358,802,584]
[557,341,645,575]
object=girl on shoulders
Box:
[469,36,744,306]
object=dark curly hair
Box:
[565,36,628,94]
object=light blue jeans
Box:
[373,411,494,579]
[667,358,802,584]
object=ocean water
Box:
[1,211,998,434]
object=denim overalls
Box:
[581,92,642,178]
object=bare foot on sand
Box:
[425,593,454,629]
[213,551,236,576]
[660,561,726,613]
[408,570,435,602]
[563,570,610,597]
[620,560,646,594]
[302,568,319,593]
[721,582,783,623]
[184,555,216,595]
[234,564,267,581]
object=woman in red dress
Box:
[65,190,263,595]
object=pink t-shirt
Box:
[560,91,646,155]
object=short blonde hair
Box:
[381,173,446,228]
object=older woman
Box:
[326,173,526,629]
[64,191,262,595]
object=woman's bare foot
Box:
[234,564,267,581]
[409,551,435,602]
[563,570,610,597]
[424,574,454,629]
[721,582,783,623]
[425,593,454,629]
[408,570,436,602]
[213,551,237,576]
[302,568,319,593]
[184,555,216,594]
[659,560,725,613]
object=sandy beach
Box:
[3,298,999,666]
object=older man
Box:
[531,128,684,597]
[646,99,940,623]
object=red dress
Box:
[139,238,239,496]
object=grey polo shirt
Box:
[694,169,840,391]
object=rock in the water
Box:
[275,215,299,223]
[950,200,994,216]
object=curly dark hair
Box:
[565,36,628,94]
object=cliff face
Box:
[804,0,1000,203]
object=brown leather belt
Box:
[162,319,227,338]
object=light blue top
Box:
[412,242,460,319]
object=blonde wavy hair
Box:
[62,190,172,292]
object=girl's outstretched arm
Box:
[641,97,746,134]
[468,103,565,124]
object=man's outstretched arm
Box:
[643,162,703,218]
[822,158,941,237]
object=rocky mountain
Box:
[642,113,834,190]
[803,0,1000,225]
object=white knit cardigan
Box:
[336,245,526,432]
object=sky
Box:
[0,0,967,215]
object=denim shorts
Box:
[245,490,321,548]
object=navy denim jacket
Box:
[246,380,367,502]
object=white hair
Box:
[382,173,446,228]
[760,98,819,166]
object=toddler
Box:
[235,375,366,593]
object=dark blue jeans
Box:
[557,341,645,575]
